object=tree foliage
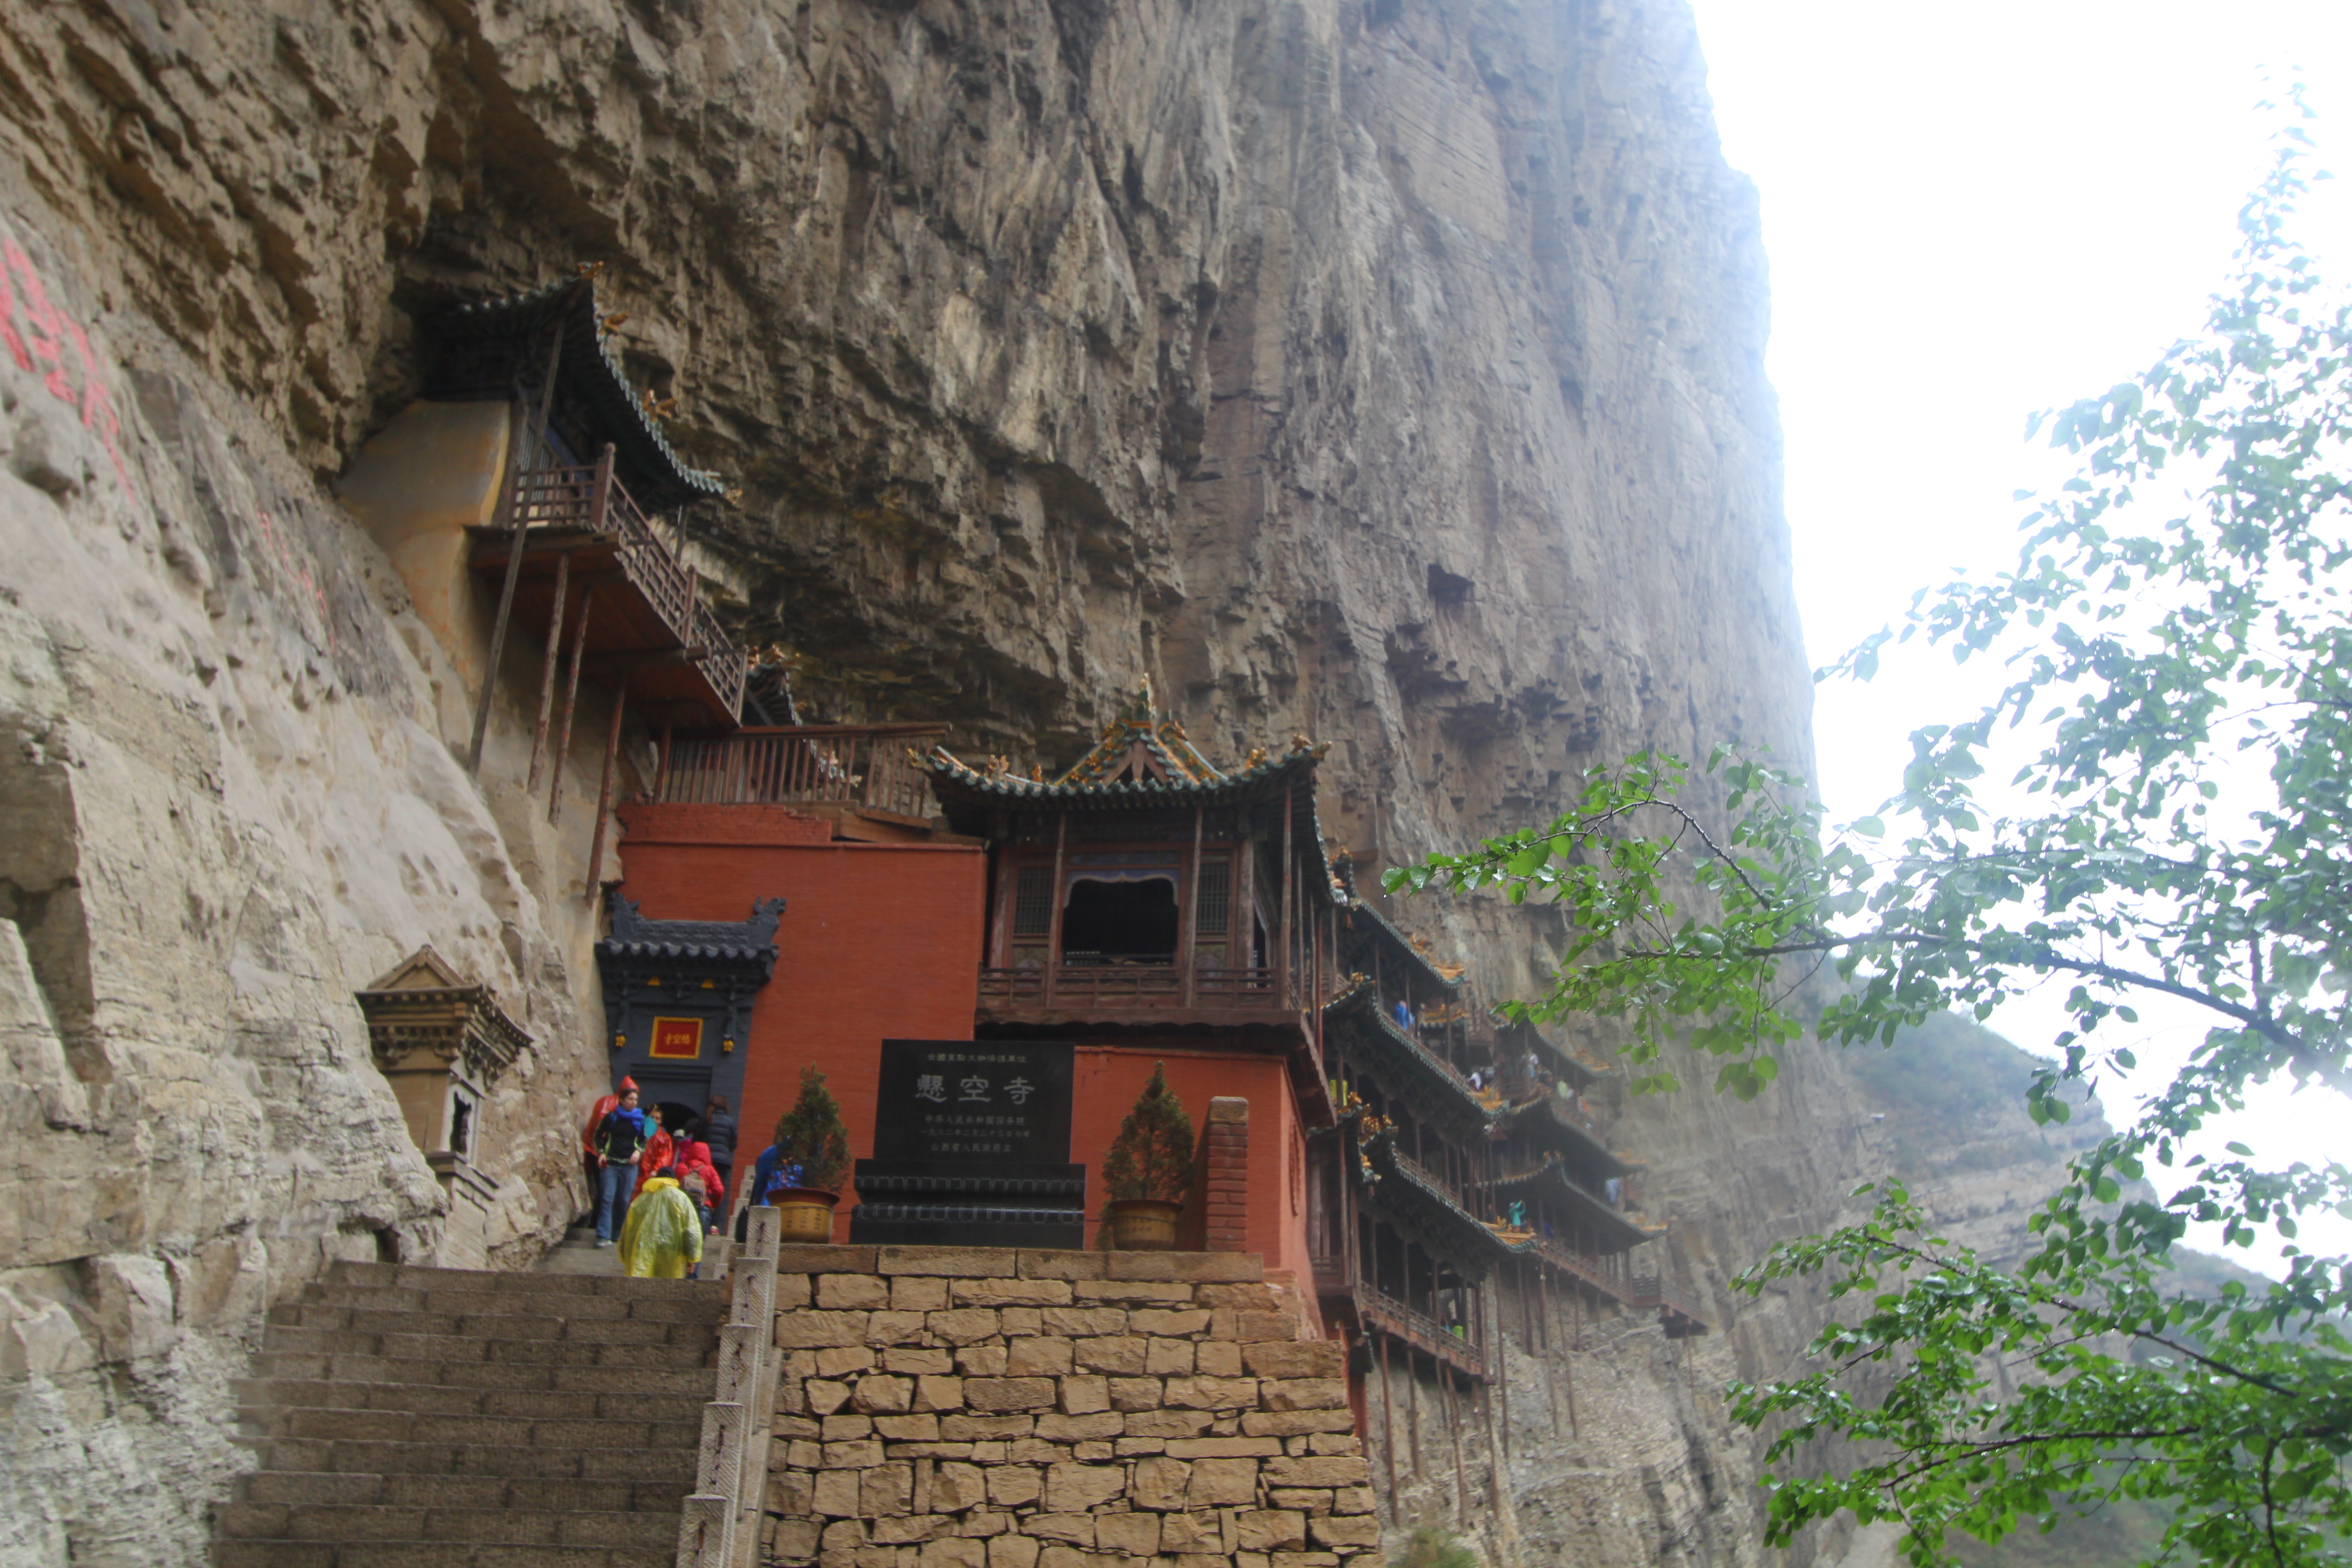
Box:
[774,1064,853,1193]
[1387,119,2352,1565]
[1102,1063,1194,1203]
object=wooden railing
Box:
[1631,1272,1708,1329]
[656,724,947,818]
[1355,1283,1485,1377]
[977,963,1284,1011]
[1533,1236,1638,1306]
[512,458,745,720]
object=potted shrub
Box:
[1101,1063,1194,1250]
[765,1065,853,1242]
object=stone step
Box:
[297,1280,725,1323]
[329,1260,716,1304]
[250,1352,713,1397]
[267,1301,720,1341]
[254,1325,715,1370]
[232,1377,709,1425]
[236,1469,693,1514]
[215,1500,680,1548]
[233,1404,702,1452]
[239,1436,698,1483]
[213,1540,670,1568]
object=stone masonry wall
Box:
[760,1246,1379,1568]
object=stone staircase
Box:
[215,1259,730,1567]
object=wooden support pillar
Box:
[547,588,595,823]
[469,325,565,774]
[1441,1358,1470,1524]
[654,717,674,801]
[1278,780,1293,1007]
[1406,1343,1423,1476]
[583,676,628,898]
[1181,804,1203,1006]
[525,549,572,794]
[1377,1332,1398,1498]
[1043,812,1068,1008]
[1488,1283,1511,1516]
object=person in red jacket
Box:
[582,1077,638,1207]
[673,1141,725,1233]
[636,1116,674,1204]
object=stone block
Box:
[965,1377,1056,1412]
[1008,1436,1073,1465]
[1210,1310,1298,1343]
[1093,1514,1161,1556]
[873,1517,953,1544]
[1073,1336,1146,1374]
[888,1348,957,1376]
[1144,1338,1195,1376]
[1130,1455,1192,1511]
[1037,1548,1090,1568]
[1035,1411,1124,1440]
[916,1376,966,1412]
[821,1519,869,1553]
[825,1414,878,1441]
[1269,1553,1343,1568]
[1042,1461,1126,1513]
[822,1274,896,1310]
[958,1345,1010,1377]
[1058,1375,1110,1415]
[893,1277,952,1311]
[1165,1437,1282,1458]
[1074,1279,1196,1305]
[1017,1251,1107,1280]
[1073,1440,1113,1461]
[1259,1379,1347,1411]
[985,1466,1042,1508]
[1107,1252,1263,1283]
[1164,1377,1256,1410]
[1194,1342,1243,1378]
[779,1245,879,1274]
[815,1470,863,1517]
[941,1414,1034,1439]
[777,1519,824,1558]
[1236,1511,1307,1551]
[808,1379,854,1416]
[789,1440,827,1469]
[826,1439,889,1469]
[1114,1439,1166,1457]
[1123,1410,1214,1439]
[779,1275,816,1310]
[1242,1343,1346,1380]
[1158,1513,1221,1553]
[877,1414,942,1441]
[780,1416,825,1440]
[1022,1514,1095,1545]
[990,1534,1043,1568]
[929,1308,1004,1345]
[781,1311,875,1349]
[821,1347,883,1377]
[1186,1458,1260,1508]
[920,1537,990,1568]
[1000,1308,1044,1337]
[1240,1411,1357,1437]
[855,1375,916,1414]
[1269,1489,1332,1514]
[956,1510,1015,1539]
[772,1470,818,1515]
[1043,1307,1130,1337]
[1330,1487,1377,1515]
[1196,1284,1284,1311]
[881,1247,1019,1278]
[863,1463,915,1517]
[1007,1337,1074,1376]
[867,1311,932,1346]
[1126,1309,1211,1337]
[1262,1457,1370,1488]
[931,1462,987,1513]
[1310,1517,1381,1549]
[1107,1377,1165,1412]
[954,1277,1074,1307]
[1307,1434,1356,1455]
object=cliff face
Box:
[0,0,1855,1563]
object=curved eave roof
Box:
[1501,1096,1632,1179]
[596,939,777,969]
[1356,1129,1528,1279]
[922,743,1323,807]
[434,278,727,513]
[1323,979,1491,1132]
[1484,1157,1655,1251]
[1341,896,1467,994]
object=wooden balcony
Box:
[471,453,746,727]
[976,962,1297,1025]
[1631,1273,1710,1337]
[1353,1284,1485,1380]
[654,725,948,819]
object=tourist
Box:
[590,1087,648,1246]
[616,1165,703,1279]
[1391,996,1413,1029]
[581,1076,637,1205]
[676,1139,725,1232]
[635,1112,674,1204]
[700,1095,738,1212]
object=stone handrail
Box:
[678,1205,780,1568]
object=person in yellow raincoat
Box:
[616,1170,704,1279]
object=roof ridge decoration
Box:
[433,275,729,512]
[920,678,1330,800]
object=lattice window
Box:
[1012,864,1055,937]
[1196,858,1230,936]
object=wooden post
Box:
[1406,1343,1423,1476]
[468,324,565,774]
[1377,1332,1398,1496]
[590,443,614,534]
[1278,780,1293,1007]
[1441,1358,1470,1523]
[525,549,571,793]
[654,717,674,801]
[1181,804,1203,1006]
[548,588,595,823]
[1043,812,1068,1008]
[583,676,628,898]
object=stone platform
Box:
[758,1246,1382,1568]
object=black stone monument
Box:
[849,1040,1085,1248]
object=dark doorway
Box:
[1060,877,1179,961]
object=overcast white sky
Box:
[1683,1,2352,1274]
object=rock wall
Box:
[0,0,2024,1566]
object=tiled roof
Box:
[1322,977,1492,1133]
[597,895,782,976]
[1351,1121,1528,1279]
[432,277,728,513]
[1482,1156,1656,1251]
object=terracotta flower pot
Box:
[1105,1198,1182,1251]
[770,1188,840,1243]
